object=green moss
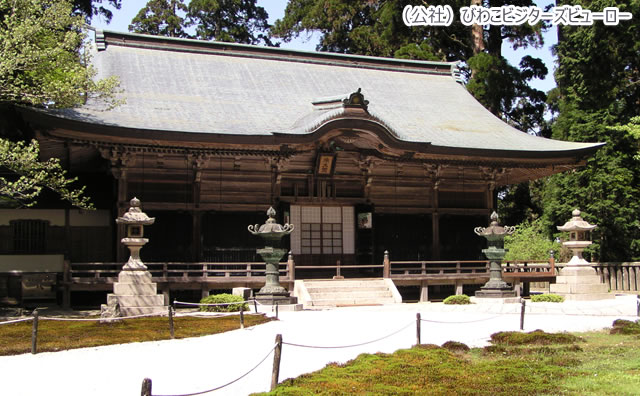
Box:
[610,319,640,335]
[443,294,471,305]
[199,293,249,312]
[531,293,565,303]
[490,330,580,346]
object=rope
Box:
[174,300,250,307]
[40,312,167,322]
[420,315,504,324]
[0,317,34,325]
[283,321,413,349]
[154,343,277,396]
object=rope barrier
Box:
[0,317,34,325]
[282,321,414,349]
[40,312,167,322]
[153,343,277,396]
[173,300,251,307]
[420,315,504,324]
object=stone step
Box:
[550,283,610,295]
[306,286,390,293]
[120,306,167,316]
[308,291,393,299]
[118,271,153,283]
[559,293,616,301]
[554,275,603,284]
[108,294,165,307]
[310,297,396,307]
[113,283,157,295]
[303,280,387,288]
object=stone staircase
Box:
[293,278,402,309]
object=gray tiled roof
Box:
[52,31,600,154]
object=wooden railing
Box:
[67,261,293,284]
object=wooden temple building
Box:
[0,31,604,305]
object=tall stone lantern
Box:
[101,198,166,318]
[248,207,297,305]
[557,209,597,266]
[116,197,155,270]
[474,212,517,298]
[550,209,613,300]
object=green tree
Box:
[187,0,272,45]
[503,218,562,261]
[129,0,189,38]
[272,0,548,133]
[1,0,122,209]
[0,139,93,208]
[72,0,121,23]
[537,0,640,261]
[0,0,121,108]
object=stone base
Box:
[256,303,303,313]
[475,289,517,299]
[550,266,614,300]
[101,269,166,318]
[470,296,522,304]
[255,293,298,306]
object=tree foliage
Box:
[0,0,122,209]
[0,139,93,209]
[272,0,548,133]
[187,0,272,44]
[503,218,562,262]
[129,0,189,38]
[0,0,121,108]
[536,0,640,261]
[72,0,121,23]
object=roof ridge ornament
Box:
[342,88,369,111]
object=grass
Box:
[0,314,272,356]
[256,320,640,396]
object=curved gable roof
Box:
[48,30,601,156]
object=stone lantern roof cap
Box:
[248,207,294,235]
[474,211,515,237]
[116,197,155,225]
[557,209,596,232]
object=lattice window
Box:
[11,220,48,253]
[300,222,342,254]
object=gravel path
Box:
[1,295,637,396]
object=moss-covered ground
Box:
[0,314,272,355]
[257,320,640,396]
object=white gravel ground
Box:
[1,295,637,396]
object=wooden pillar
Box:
[513,279,521,297]
[432,213,440,260]
[432,181,440,260]
[114,167,128,263]
[420,281,429,302]
[192,211,202,261]
[487,182,495,211]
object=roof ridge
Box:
[96,30,459,77]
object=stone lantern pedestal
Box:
[549,209,613,301]
[472,212,518,302]
[249,207,299,306]
[101,198,167,318]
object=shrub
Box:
[443,295,471,305]
[503,218,563,261]
[610,319,640,335]
[199,294,248,312]
[531,294,565,303]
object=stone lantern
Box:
[115,197,155,270]
[550,209,613,300]
[248,207,297,305]
[101,198,166,318]
[473,212,517,299]
[557,209,596,266]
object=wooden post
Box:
[141,378,152,396]
[419,281,429,302]
[287,251,295,281]
[254,299,258,314]
[275,303,279,320]
[271,334,283,391]
[239,307,245,329]
[520,299,526,331]
[383,251,390,278]
[168,305,175,339]
[334,259,343,279]
[416,313,421,345]
[63,259,71,309]
[31,309,39,355]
